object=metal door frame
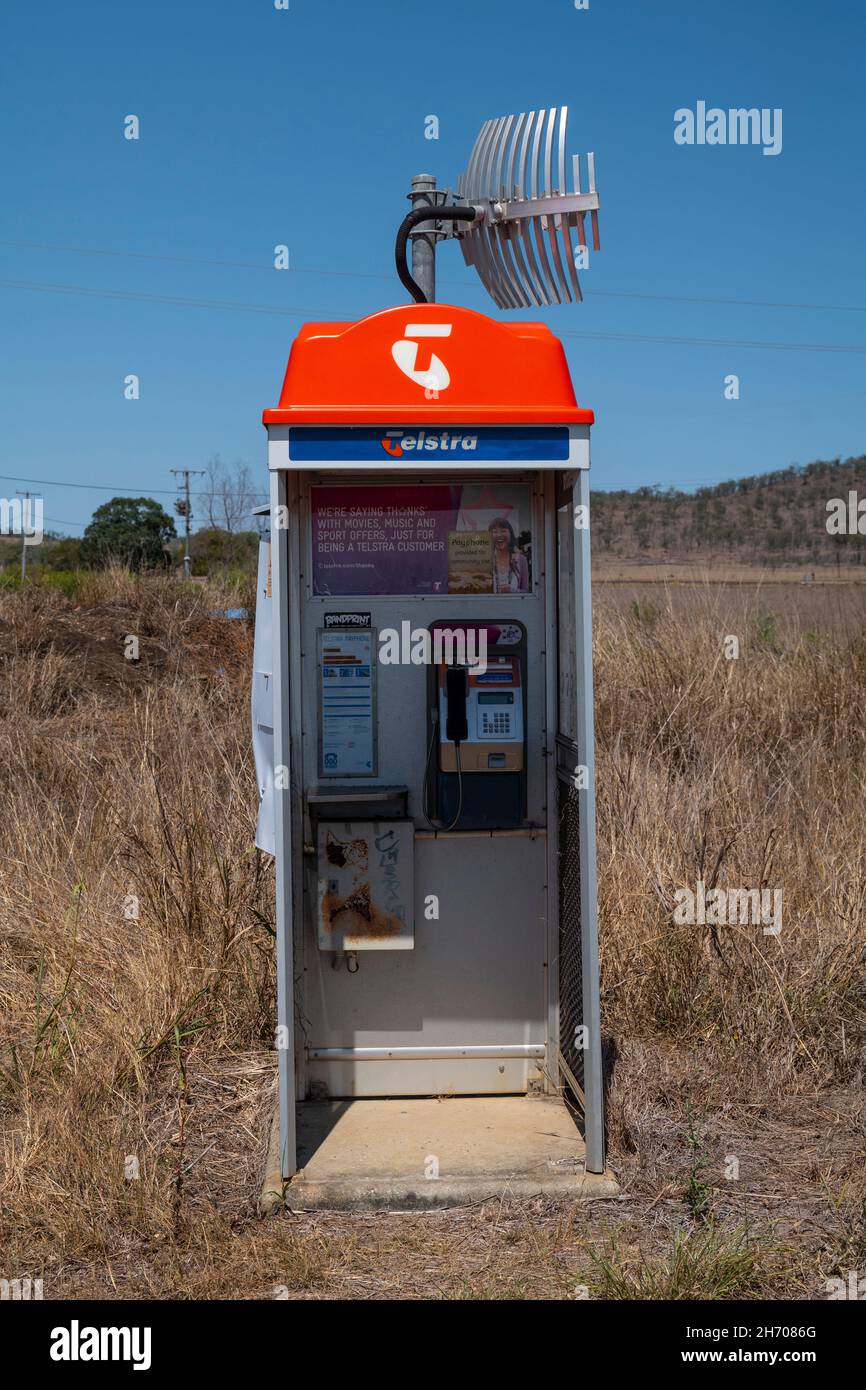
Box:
[270,457,604,1176]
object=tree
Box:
[80,497,176,570]
[185,526,260,573]
[202,455,260,533]
[45,537,82,569]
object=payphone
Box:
[251,105,618,1205]
[426,619,527,831]
[439,659,524,765]
[260,297,605,1181]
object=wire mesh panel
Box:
[557,765,584,1096]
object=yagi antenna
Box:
[394,105,600,308]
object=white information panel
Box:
[318,629,376,776]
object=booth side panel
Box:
[269,468,298,1179]
[573,468,604,1173]
[543,472,561,1088]
[554,470,605,1172]
[252,539,275,856]
[288,472,308,1105]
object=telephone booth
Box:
[255,302,609,1204]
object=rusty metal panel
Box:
[317,820,414,951]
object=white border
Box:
[267,423,589,472]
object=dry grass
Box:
[0,570,864,1300]
[595,563,866,585]
[594,584,866,1090]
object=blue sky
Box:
[1,0,863,535]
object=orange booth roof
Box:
[262,303,593,427]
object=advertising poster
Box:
[311,483,532,596]
[447,530,493,594]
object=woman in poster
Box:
[489,517,529,593]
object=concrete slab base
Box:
[263,1096,618,1211]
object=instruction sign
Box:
[318,629,376,777]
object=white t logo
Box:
[391,322,452,392]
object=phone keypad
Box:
[481,713,512,736]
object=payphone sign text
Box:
[289,426,569,465]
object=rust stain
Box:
[319,830,404,941]
[321,882,403,940]
[324,830,368,870]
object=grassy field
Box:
[595,562,866,586]
[0,569,864,1300]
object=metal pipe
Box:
[304,828,545,854]
[308,1044,545,1061]
[395,199,477,305]
[409,173,437,302]
[415,828,546,840]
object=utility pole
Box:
[170,469,205,577]
[15,490,30,582]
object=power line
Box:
[560,329,866,354]
[585,289,866,314]
[2,237,864,314]
[0,278,306,316]
[0,470,267,500]
[0,239,398,281]
[2,278,864,354]
[4,456,861,514]
[0,239,286,275]
[6,469,861,533]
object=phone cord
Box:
[442,743,463,832]
[421,717,439,833]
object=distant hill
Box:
[3,457,865,576]
[591,455,866,569]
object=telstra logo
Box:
[380,430,479,458]
[391,322,452,392]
